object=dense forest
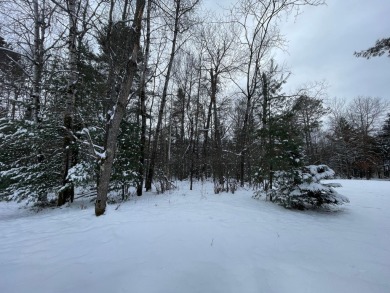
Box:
[0,0,389,214]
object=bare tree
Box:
[57,0,79,205]
[136,0,152,196]
[292,83,328,164]
[347,97,389,137]
[231,0,325,186]
[327,96,389,178]
[170,49,205,190]
[145,0,200,191]
[199,20,241,186]
[0,37,25,119]
[347,96,389,178]
[95,0,146,216]
[0,0,61,122]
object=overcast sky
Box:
[204,0,390,102]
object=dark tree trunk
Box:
[145,0,181,191]
[202,95,213,178]
[137,0,151,196]
[210,69,224,185]
[58,0,78,206]
[240,95,252,187]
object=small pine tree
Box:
[110,118,141,199]
[268,164,349,210]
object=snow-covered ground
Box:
[0,179,389,293]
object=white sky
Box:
[203,0,390,102]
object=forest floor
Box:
[0,179,389,293]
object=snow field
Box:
[0,179,389,293]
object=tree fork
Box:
[95,0,146,216]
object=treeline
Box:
[0,0,388,214]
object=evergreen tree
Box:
[261,165,349,210]
[377,113,390,177]
[355,37,390,58]
[255,111,304,192]
[0,117,62,204]
[110,118,141,199]
[253,64,299,191]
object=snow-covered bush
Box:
[264,165,349,210]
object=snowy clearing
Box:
[1,179,390,293]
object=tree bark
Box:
[202,94,213,178]
[240,95,252,187]
[26,0,43,122]
[95,0,146,216]
[58,0,78,206]
[210,69,224,185]
[137,0,151,196]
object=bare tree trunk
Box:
[58,0,78,206]
[189,117,194,190]
[103,0,117,117]
[202,96,213,178]
[11,87,20,120]
[210,69,224,185]
[145,0,181,191]
[26,0,43,122]
[233,0,326,187]
[190,58,202,189]
[240,95,252,186]
[137,0,151,196]
[95,0,145,216]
